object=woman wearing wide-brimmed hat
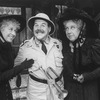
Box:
[0,15,34,100]
[58,8,100,100]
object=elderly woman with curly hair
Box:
[58,8,100,100]
[0,15,34,100]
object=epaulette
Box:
[20,40,29,47]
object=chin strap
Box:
[77,22,86,44]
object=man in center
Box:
[14,13,65,100]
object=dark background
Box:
[0,0,100,18]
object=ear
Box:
[48,26,51,33]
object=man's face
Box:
[1,22,18,42]
[33,19,51,41]
[63,20,80,42]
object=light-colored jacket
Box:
[14,36,64,100]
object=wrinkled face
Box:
[63,20,81,42]
[0,21,19,43]
[33,19,51,41]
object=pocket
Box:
[54,50,63,67]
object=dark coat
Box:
[0,39,25,100]
[63,38,100,100]
[0,40,14,100]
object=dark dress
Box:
[63,38,100,100]
[0,39,25,100]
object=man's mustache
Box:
[35,29,44,33]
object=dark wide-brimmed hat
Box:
[58,8,99,38]
[0,15,26,32]
[27,13,55,35]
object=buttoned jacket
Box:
[15,36,63,79]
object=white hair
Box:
[0,19,20,31]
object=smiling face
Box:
[33,19,51,41]
[63,20,82,42]
[0,19,20,43]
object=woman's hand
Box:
[77,74,84,83]
[73,74,84,83]
[73,74,80,80]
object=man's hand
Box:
[47,78,55,85]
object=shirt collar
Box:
[34,35,51,46]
